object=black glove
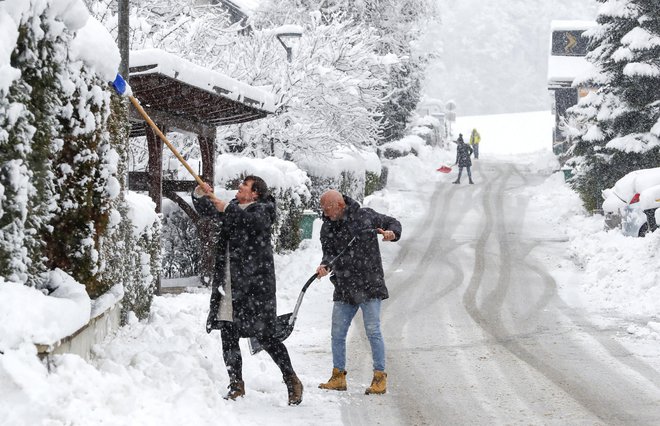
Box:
[206,291,221,334]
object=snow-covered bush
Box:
[123,192,161,320]
[215,155,311,252]
[365,169,385,197]
[1,1,159,321]
[379,135,427,159]
[161,199,201,279]
[299,148,381,207]
[0,1,67,285]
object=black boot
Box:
[223,380,245,400]
[452,179,460,184]
[284,373,303,405]
[469,179,474,184]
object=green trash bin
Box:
[299,210,317,240]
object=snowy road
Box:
[341,161,660,425]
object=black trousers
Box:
[219,321,294,382]
[457,166,472,180]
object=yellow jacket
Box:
[469,130,480,145]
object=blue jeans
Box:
[331,299,385,372]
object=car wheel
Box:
[638,223,649,237]
[646,208,658,232]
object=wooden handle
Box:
[129,95,217,200]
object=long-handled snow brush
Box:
[111,73,218,200]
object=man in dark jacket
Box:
[315,190,401,395]
[193,176,303,405]
[453,133,474,184]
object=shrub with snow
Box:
[215,154,311,252]
[1,1,159,323]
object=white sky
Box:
[3,110,659,424]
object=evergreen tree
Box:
[606,0,660,153]
[0,9,63,285]
[565,0,660,211]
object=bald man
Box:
[316,190,401,395]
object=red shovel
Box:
[436,165,452,173]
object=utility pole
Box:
[446,100,456,140]
[118,0,129,81]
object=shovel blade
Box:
[248,313,295,355]
[436,165,452,173]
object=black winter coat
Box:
[193,193,278,338]
[320,196,402,305]
[456,142,473,167]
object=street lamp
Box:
[273,25,303,63]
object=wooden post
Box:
[146,125,163,213]
[197,130,216,287]
[199,130,215,184]
[146,124,163,295]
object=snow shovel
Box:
[436,165,452,173]
[248,230,374,355]
[110,74,219,201]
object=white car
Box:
[601,167,660,237]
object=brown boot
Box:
[223,380,245,400]
[284,373,303,405]
[318,368,347,391]
[365,370,387,395]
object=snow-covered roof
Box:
[547,55,593,87]
[550,20,597,31]
[130,49,275,113]
[225,0,259,15]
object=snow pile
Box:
[125,191,159,237]
[0,270,91,352]
[367,144,452,222]
[70,16,120,81]
[215,155,309,191]
[521,171,660,337]
[569,228,660,318]
[297,146,382,179]
[380,134,427,155]
[214,154,311,205]
[0,2,24,93]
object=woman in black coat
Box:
[193,176,302,405]
[453,134,474,184]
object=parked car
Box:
[601,167,660,237]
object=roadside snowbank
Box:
[0,270,90,352]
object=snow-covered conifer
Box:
[0,2,66,285]
[566,0,660,210]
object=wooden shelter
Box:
[127,49,274,215]
[126,49,275,292]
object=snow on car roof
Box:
[611,167,660,201]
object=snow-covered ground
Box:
[2,111,659,425]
